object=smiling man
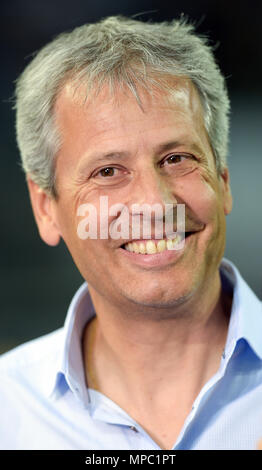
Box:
[1,16,262,450]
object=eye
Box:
[95,167,119,177]
[161,154,188,166]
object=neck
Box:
[83,269,231,400]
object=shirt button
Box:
[130,425,139,433]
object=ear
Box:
[219,167,233,216]
[27,177,61,246]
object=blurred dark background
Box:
[1,0,261,353]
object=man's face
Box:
[46,78,232,311]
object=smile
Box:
[123,234,183,254]
[119,232,196,268]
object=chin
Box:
[121,279,196,314]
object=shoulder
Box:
[0,328,65,449]
[0,328,64,379]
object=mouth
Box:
[120,232,195,255]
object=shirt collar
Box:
[46,281,96,404]
[220,258,262,360]
[46,257,262,401]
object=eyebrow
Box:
[154,139,204,158]
[85,151,130,164]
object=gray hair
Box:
[15,15,230,198]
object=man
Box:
[1,15,262,450]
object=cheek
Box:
[72,197,119,246]
[55,196,91,248]
[178,172,220,224]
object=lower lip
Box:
[118,234,195,268]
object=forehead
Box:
[55,76,205,125]
[54,77,209,166]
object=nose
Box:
[127,166,183,239]
[131,165,177,209]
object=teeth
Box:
[133,242,140,254]
[146,240,157,254]
[166,239,173,250]
[124,235,182,254]
[138,242,146,254]
[156,239,166,252]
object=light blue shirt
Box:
[1,258,262,450]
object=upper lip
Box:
[118,228,203,247]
